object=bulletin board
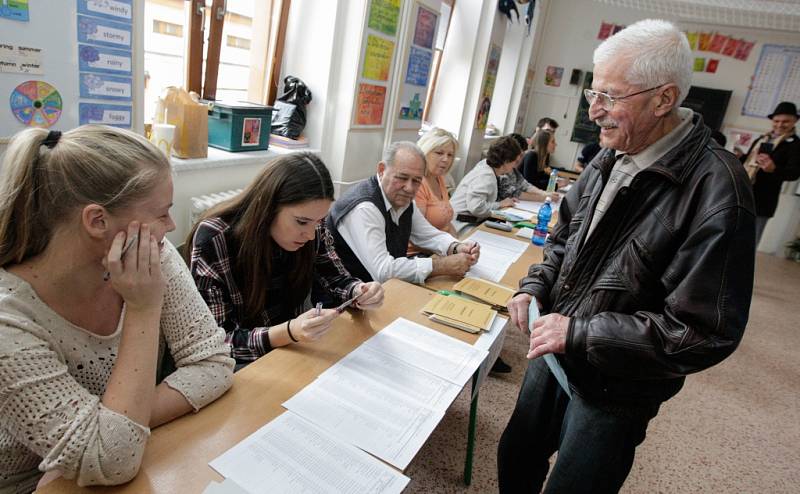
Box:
[394,2,438,130]
[352,0,403,129]
[1,0,138,141]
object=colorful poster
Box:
[544,66,564,87]
[413,6,437,49]
[475,44,501,130]
[78,44,132,76]
[78,0,132,23]
[597,21,614,40]
[734,40,755,61]
[77,15,133,49]
[10,80,62,127]
[367,0,400,37]
[405,46,432,86]
[0,0,29,21]
[693,57,706,72]
[79,102,132,127]
[79,73,132,101]
[355,83,386,126]
[698,32,712,51]
[0,44,43,74]
[709,33,728,53]
[722,38,741,57]
[363,35,394,81]
[706,59,719,73]
[685,32,698,51]
[398,87,423,121]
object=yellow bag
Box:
[154,87,208,159]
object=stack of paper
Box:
[210,413,409,494]
[421,292,498,333]
[466,230,530,282]
[453,278,515,311]
[282,318,487,469]
[492,207,535,221]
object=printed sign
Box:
[363,35,394,81]
[78,0,132,23]
[78,44,132,75]
[0,43,43,74]
[367,0,400,37]
[413,6,437,49]
[405,46,432,86]
[78,15,133,49]
[355,83,386,126]
[79,102,132,127]
[79,73,132,101]
[242,118,262,146]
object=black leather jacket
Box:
[518,114,756,404]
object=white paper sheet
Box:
[472,315,509,400]
[514,200,544,213]
[515,227,534,239]
[361,318,488,386]
[202,479,250,494]
[210,412,409,494]
[318,344,462,412]
[497,207,535,220]
[468,230,529,260]
[283,376,445,470]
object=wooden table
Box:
[37,280,486,494]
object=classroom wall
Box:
[523,0,800,254]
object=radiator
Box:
[189,189,243,226]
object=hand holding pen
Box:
[456,241,481,265]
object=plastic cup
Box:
[150,123,176,157]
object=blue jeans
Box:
[497,358,661,494]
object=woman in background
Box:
[497,133,557,202]
[187,153,383,369]
[0,126,234,492]
[522,129,557,190]
[408,128,458,255]
[450,135,521,233]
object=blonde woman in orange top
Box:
[408,128,459,255]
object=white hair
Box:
[593,19,692,105]
[383,141,426,167]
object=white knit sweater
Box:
[0,240,234,493]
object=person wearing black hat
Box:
[740,101,800,246]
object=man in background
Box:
[740,101,800,246]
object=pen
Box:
[315,302,323,317]
[335,294,360,313]
[103,233,138,281]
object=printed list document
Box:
[361,317,488,386]
[466,230,530,282]
[209,412,409,494]
[468,230,529,260]
[317,344,462,412]
[283,372,446,470]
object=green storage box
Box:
[207,101,273,152]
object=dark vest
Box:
[328,175,413,282]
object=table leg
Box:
[463,372,479,485]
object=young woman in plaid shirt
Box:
[186,153,384,368]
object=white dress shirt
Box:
[337,176,457,284]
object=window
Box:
[143,0,285,123]
[422,0,455,123]
[226,35,251,50]
[153,20,183,37]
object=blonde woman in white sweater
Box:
[0,126,234,493]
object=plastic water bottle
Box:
[546,168,559,193]
[532,197,552,246]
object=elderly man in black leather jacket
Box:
[498,19,755,494]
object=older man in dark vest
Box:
[328,141,479,284]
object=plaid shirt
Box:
[189,217,360,365]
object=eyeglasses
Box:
[583,84,666,110]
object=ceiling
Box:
[594,0,800,32]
